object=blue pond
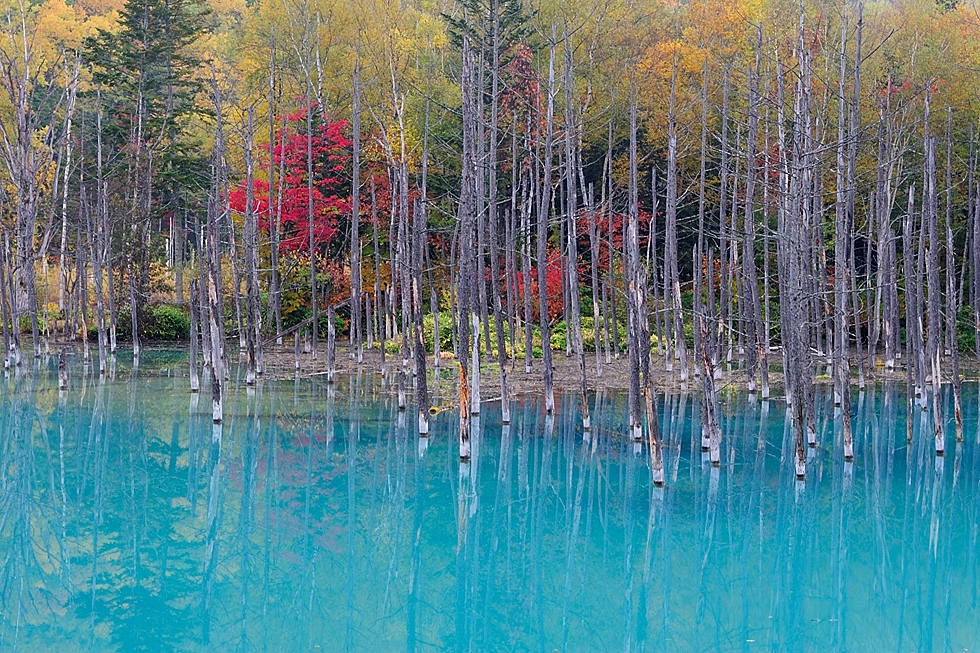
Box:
[1,352,979,651]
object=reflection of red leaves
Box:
[315,525,345,554]
[221,425,353,557]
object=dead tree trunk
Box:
[537,36,557,414]
[717,71,731,374]
[607,121,620,361]
[775,39,810,478]
[458,35,478,457]
[306,77,318,361]
[665,56,687,383]
[521,163,533,374]
[563,27,589,429]
[207,80,228,423]
[925,122,945,454]
[488,10,510,424]
[267,37,283,344]
[945,108,963,442]
[742,25,765,397]
[244,107,261,385]
[848,6,865,391]
[189,280,200,392]
[903,185,922,404]
[834,12,853,458]
[93,92,109,374]
[626,80,643,440]
[350,55,363,364]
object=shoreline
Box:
[253,341,972,398]
[41,339,980,400]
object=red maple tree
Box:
[513,248,565,322]
[230,106,352,259]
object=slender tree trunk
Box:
[903,185,920,403]
[327,303,336,383]
[196,209,210,367]
[607,120,619,360]
[717,71,730,373]
[563,27,589,429]
[700,297,721,466]
[537,35,557,414]
[925,125,945,453]
[208,80,229,423]
[834,12,853,458]
[695,59,708,387]
[775,39,809,478]
[307,76,317,360]
[93,92,109,373]
[946,108,963,442]
[0,230,10,369]
[413,197,429,435]
[587,182,602,379]
[848,6,865,391]
[371,178,384,370]
[475,52,492,362]
[244,107,261,385]
[507,117,519,367]
[666,56,687,383]
[742,25,765,397]
[761,110,772,399]
[268,37,282,344]
[2,234,18,367]
[626,80,643,439]
[488,9,510,424]
[350,54,363,363]
[458,35,478,456]
[190,279,200,392]
[521,171,533,374]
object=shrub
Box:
[144,304,190,340]
[422,312,454,353]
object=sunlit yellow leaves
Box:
[76,0,125,16]
[208,0,245,20]
[35,0,88,51]
[415,12,448,51]
[681,0,762,61]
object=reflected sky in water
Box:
[1,351,979,652]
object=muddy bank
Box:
[255,341,788,398]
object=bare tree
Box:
[563,26,589,429]
[924,92,944,454]
[742,25,765,397]
[537,35,557,414]
[244,108,262,385]
[945,108,963,442]
[665,55,687,383]
[350,51,363,363]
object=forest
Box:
[1,0,979,478]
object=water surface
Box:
[1,353,978,651]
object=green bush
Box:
[87,309,132,341]
[422,311,454,353]
[18,314,42,334]
[550,320,567,351]
[144,304,190,340]
[956,305,975,353]
[401,311,630,359]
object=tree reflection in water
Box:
[0,354,978,651]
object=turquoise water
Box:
[1,352,979,652]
